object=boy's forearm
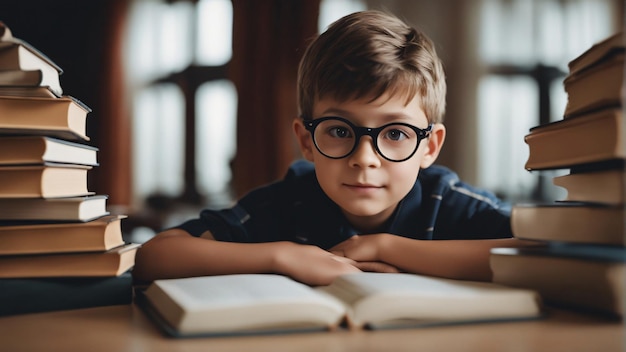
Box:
[378,236,532,281]
[133,230,362,285]
[133,230,281,282]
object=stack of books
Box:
[490,32,625,318]
[0,22,138,316]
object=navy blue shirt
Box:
[175,160,512,249]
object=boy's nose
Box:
[348,136,381,168]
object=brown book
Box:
[139,273,542,337]
[491,246,624,317]
[511,203,624,246]
[524,108,624,170]
[553,168,625,205]
[563,52,623,118]
[0,195,109,222]
[0,95,91,141]
[0,164,92,198]
[0,23,62,95]
[0,215,126,255]
[567,31,624,76]
[0,136,98,166]
[0,243,139,278]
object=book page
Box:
[145,274,346,334]
[320,273,542,329]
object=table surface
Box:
[0,303,623,352]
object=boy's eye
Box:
[384,128,410,141]
[328,126,352,138]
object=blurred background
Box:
[0,0,623,241]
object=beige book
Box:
[0,95,91,141]
[0,243,139,278]
[524,108,624,170]
[511,203,625,246]
[0,164,92,198]
[0,215,126,255]
[553,169,625,205]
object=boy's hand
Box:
[330,234,388,262]
[330,234,400,273]
[272,242,362,286]
[352,261,400,273]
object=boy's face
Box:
[294,94,445,232]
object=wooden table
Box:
[0,304,623,352]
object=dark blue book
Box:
[0,271,132,316]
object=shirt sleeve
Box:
[171,160,314,242]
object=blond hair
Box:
[298,10,446,124]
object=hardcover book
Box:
[563,51,623,118]
[511,203,624,246]
[0,136,98,166]
[0,215,125,255]
[0,243,139,278]
[0,164,93,198]
[552,168,626,205]
[0,195,109,222]
[567,31,623,76]
[523,108,623,170]
[0,95,91,141]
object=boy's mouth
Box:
[343,183,384,191]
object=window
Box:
[476,0,616,201]
[319,0,366,31]
[125,0,236,214]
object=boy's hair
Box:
[298,10,446,124]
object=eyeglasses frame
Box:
[303,116,433,162]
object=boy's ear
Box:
[293,118,315,161]
[420,123,446,169]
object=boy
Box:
[133,10,524,286]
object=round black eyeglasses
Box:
[304,116,433,162]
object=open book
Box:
[137,273,543,337]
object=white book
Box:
[139,272,543,337]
